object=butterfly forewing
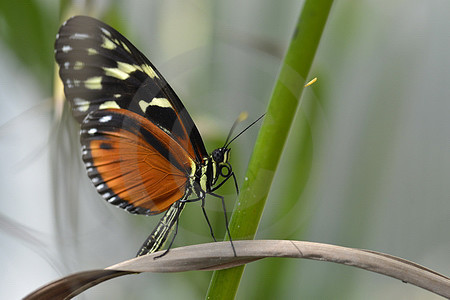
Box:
[81,109,195,215]
[55,15,207,162]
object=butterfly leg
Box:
[209,192,237,257]
[210,171,239,195]
[201,196,217,242]
[180,196,217,242]
[231,171,239,195]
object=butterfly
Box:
[54,15,241,256]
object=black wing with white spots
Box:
[54,15,207,161]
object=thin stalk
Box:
[206,0,335,298]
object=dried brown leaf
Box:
[24,240,450,299]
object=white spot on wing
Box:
[107,196,117,203]
[74,61,84,70]
[64,62,70,69]
[70,33,90,39]
[140,64,158,78]
[103,62,138,80]
[100,27,112,37]
[96,184,105,190]
[151,98,172,108]
[103,67,129,80]
[101,36,116,50]
[87,48,98,55]
[84,76,102,90]
[88,128,97,135]
[62,45,72,53]
[117,61,137,73]
[99,115,113,123]
[99,101,120,109]
[139,100,149,112]
[121,42,131,53]
[73,97,89,112]
[139,98,172,112]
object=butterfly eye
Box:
[212,148,224,163]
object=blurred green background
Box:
[0,0,448,299]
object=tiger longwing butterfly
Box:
[54,15,241,256]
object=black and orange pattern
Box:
[54,16,236,256]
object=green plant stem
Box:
[205,0,334,298]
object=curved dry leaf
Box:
[24,240,450,299]
[23,270,133,300]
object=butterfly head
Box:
[212,147,232,179]
[208,113,265,188]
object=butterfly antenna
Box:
[222,112,248,147]
[224,113,265,148]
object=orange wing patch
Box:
[81,109,195,215]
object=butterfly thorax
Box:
[192,147,231,196]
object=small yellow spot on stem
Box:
[304,77,317,87]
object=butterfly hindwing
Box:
[55,15,207,162]
[81,109,196,215]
